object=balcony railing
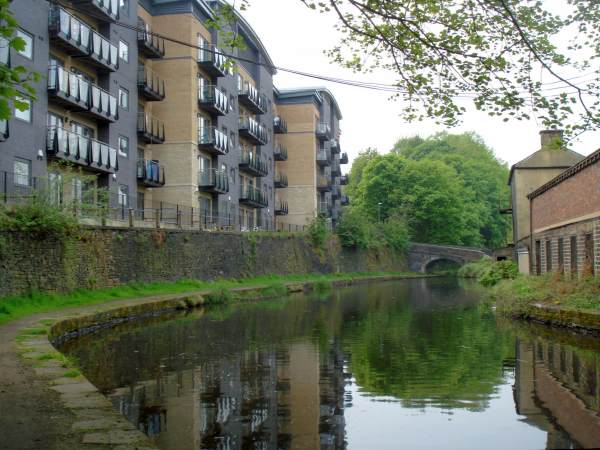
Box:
[197,44,227,77]
[76,0,119,23]
[316,123,331,140]
[138,66,165,101]
[238,116,268,145]
[331,184,340,198]
[239,151,268,177]
[273,144,288,161]
[318,201,332,217]
[137,159,165,187]
[137,25,165,59]
[340,175,348,185]
[239,185,268,208]
[340,152,349,164]
[317,148,331,166]
[198,85,228,116]
[49,7,118,72]
[47,66,118,122]
[331,160,341,176]
[198,126,228,155]
[330,139,340,153]
[317,174,331,191]
[274,116,287,134]
[0,37,10,67]
[198,169,229,194]
[238,81,267,115]
[0,119,8,142]
[46,126,118,173]
[274,172,288,188]
[341,194,349,206]
[275,200,289,216]
[137,112,165,144]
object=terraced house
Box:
[0,0,347,230]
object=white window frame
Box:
[118,135,129,157]
[118,40,129,62]
[14,95,32,123]
[13,158,31,187]
[16,29,33,59]
[118,87,129,110]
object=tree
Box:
[393,132,511,248]
[235,0,600,137]
[344,147,378,198]
[0,0,38,119]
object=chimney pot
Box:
[540,129,564,150]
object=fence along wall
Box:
[0,228,406,297]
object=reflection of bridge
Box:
[408,243,488,273]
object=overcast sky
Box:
[239,0,600,170]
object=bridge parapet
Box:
[408,243,488,273]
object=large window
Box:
[118,185,129,206]
[16,29,33,59]
[118,135,129,157]
[14,95,32,123]
[13,158,30,187]
[119,87,129,110]
[119,0,129,16]
[119,40,129,62]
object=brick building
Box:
[528,149,600,277]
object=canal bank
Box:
[1,273,424,450]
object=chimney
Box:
[540,129,564,151]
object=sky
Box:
[239,0,600,169]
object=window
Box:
[119,87,129,109]
[48,172,63,206]
[119,0,129,16]
[118,185,129,206]
[230,131,236,147]
[545,240,552,272]
[118,135,129,157]
[14,95,32,122]
[118,40,129,62]
[13,158,30,187]
[16,29,33,59]
[72,178,83,203]
[230,94,236,112]
[71,121,93,138]
[570,236,578,274]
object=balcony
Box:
[239,185,268,208]
[316,123,330,140]
[198,169,229,194]
[317,174,331,191]
[47,65,89,110]
[331,160,341,176]
[331,184,340,198]
[275,200,289,216]
[46,126,118,174]
[274,172,288,188]
[197,44,227,77]
[88,85,118,122]
[76,0,119,23]
[49,8,118,72]
[0,119,8,142]
[330,139,340,153]
[138,66,165,102]
[0,37,10,66]
[137,113,165,144]
[316,148,331,166]
[274,116,287,134]
[137,159,165,187]
[198,126,229,155]
[238,117,268,145]
[137,27,165,59]
[318,201,332,217]
[239,151,268,177]
[273,144,288,161]
[198,85,228,116]
[238,82,267,115]
[340,175,348,185]
[340,152,349,164]
[341,194,349,206]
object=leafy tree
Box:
[344,147,378,198]
[393,132,510,248]
[0,0,38,119]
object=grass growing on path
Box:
[0,272,421,325]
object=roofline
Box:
[212,0,276,75]
[508,164,578,185]
[196,0,216,19]
[277,87,342,119]
[528,148,600,199]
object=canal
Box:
[57,278,600,450]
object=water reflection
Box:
[58,279,600,449]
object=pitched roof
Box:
[508,147,584,184]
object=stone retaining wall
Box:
[0,228,406,297]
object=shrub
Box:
[459,257,518,287]
[307,216,330,248]
[457,257,493,279]
[335,207,371,248]
[379,215,409,252]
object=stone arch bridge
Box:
[408,243,488,273]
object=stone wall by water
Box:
[0,228,406,297]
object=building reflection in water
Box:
[109,340,348,450]
[514,337,600,449]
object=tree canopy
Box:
[349,132,510,248]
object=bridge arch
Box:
[422,256,465,273]
[407,243,487,273]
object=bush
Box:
[459,257,518,287]
[335,207,372,248]
[307,215,330,248]
[457,257,493,278]
[379,215,409,252]
[336,208,409,253]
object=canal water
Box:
[57,278,600,450]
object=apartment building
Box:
[0,0,139,207]
[274,87,348,229]
[1,0,347,230]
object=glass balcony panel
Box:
[91,141,100,164]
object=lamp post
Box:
[378,202,382,222]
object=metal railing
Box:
[316,122,331,138]
[50,7,91,51]
[198,168,229,192]
[317,148,331,164]
[238,81,267,113]
[274,172,288,188]
[138,66,165,100]
[198,126,229,154]
[137,112,165,143]
[273,144,288,161]
[137,160,165,186]
[90,29,118,69]
[46,126,118,172]
[47,65,89,105]
[137,22,165,57]
[274,116,287,133]
[197,43,227,76]
[238,116,268,145]
[240,150,268,176]
[198,85,229,114]
[79,0,119,21]
[239,185,268,207]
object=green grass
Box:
[0,272,421,325]
[492,273,600,315]
[62,369,81,378]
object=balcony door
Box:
[71,121,93,138]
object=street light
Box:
[378,202,382,222]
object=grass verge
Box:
[0,272,422,325]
